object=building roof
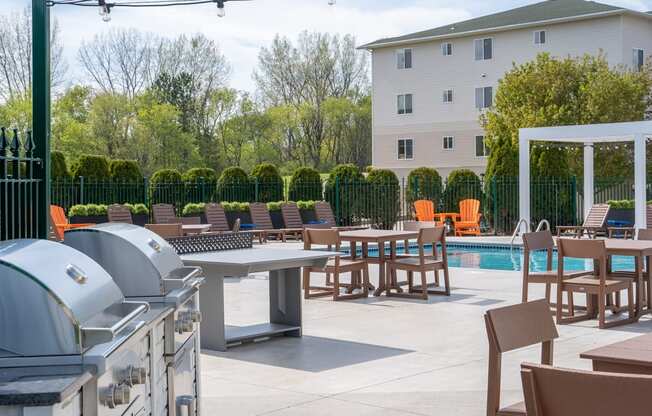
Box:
[360,0,644,49]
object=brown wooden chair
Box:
[557,204,610,238]
[107,204,133,224]
[556,238,635,329]
[521,231,588,311]
[387,225,450,299]
[145,223,182,239]
[314,201,367,231]
[250,202,303,242]
[485,299,559,416]
[281,202,308,233]
[520,363,652,416]
[152,203,177,224]
[204,203,230,232]
[302,228,369,301]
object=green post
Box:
[32,0,51,239]
[492,176,497,235]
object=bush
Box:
[51,151,71,179]
[109,160,143,182]
[132,203,149,215]
[406,167,443,206]
[324,164,365,226]
[182,202,206,217]
[267,201,282,212]
[443,169,483,211]
[222,201,250,212]
[72,155,110,180]
[150,169,183,206]
[217,167,253,202]
[365,169,400,229]
[288,167,323,201]
[251,163,284,202]
[183,168,217,184]
[85,204,108,216]
[297,200,316,210]
[68,204,88,217]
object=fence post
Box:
[80,176,85,205]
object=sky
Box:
[2,0,651,92]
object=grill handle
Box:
[162,266,203,292]
[82,301,149,347]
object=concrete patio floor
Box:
[199,243,652,415]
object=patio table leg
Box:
[636,255,644,320]
[374,240,386,297]
[388,241,404,293]
[361,242,375,292]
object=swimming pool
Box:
[348,243,636,272]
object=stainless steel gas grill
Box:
[0,239,152,416]
[64,223,204,416]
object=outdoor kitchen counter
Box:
[181,247,338,351]
[0,366,93,406]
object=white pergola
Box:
[519,121,652,232]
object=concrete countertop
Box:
[0,366,93,407]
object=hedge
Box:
[183,168,217,184]
[51,151,71,179]
[109,160,143,182]
[72,155,110,180]
[324,164,365,226]
[251,163,284,203]
[217,167,253,202]
[288,167,322,201]
[443,169,483,211]
[221,201,250,212]
[150,169,183,205]
[365,169,400,229]
[406,167,442,206]
[182,202,206,216]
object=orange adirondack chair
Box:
[414,200,436,222]
[50,205,94,241]
[453,199,481,236]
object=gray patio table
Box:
[181,247,337,351]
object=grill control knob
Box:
[125,366,147,386]
[101,384,131,408]
[175,318,194,334]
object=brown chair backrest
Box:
[557,238,606,260]
[304,228,341,266]
[107,204,133,224]
[145,223,182,239]
[485,299,558,416]
[315,201,337,226]
[582,204,610,228]
[523,230,554,274]
[520,363,652,416]
[152,204,177,224]
[638,228,652,241]
[204,203,229,232]
[249,202,275,230]
[647,205,652,230]
[281,203,304,229]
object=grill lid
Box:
[0,240,146,357]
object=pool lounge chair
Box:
[314,201,367,231]
[557,204,610,239]
[145,223,183,239]
[107,204,133,224]
[453,199,481,236]
[249,202,302,242]
[152,203,177,224]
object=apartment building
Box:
[360,0,652,180]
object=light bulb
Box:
[328,0,336,5]
[102,13,111,22]
[217,6,226,17]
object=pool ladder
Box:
[510,219,550,248]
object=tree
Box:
[484,53,652,183]
[52,86,95,158]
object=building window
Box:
[534,30,546,45]
[398,138,414,160]
[475,87,493,109]
[442,42,453,56]
[397,94,413,114]
[443,89,453,103]
[443,136,454,150]
[474,38,493,60]
[475,135,490,157]
[633,48,645,71]
[397,48,412,69]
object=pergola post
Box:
[583,143,594,218]
[518,135,530,232]
[634,134,647,229]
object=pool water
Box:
[350,244,636,272]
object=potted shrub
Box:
[607,200,635,227]
[223,202,251,229]
[297,200,317,224]
[182,203,207,223]
[69,204,108,224]
[267,201,284,229]
[130,203,150,226]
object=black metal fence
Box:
[0,128,43,241]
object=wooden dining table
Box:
[339,229,419,296]
[580,332,652,375]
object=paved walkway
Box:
[199,249,651,415]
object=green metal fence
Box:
[49,175,648,234]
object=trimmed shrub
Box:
[267,201,282,212]
[51,151,71,179]
[297,200,316,211]
[68,204,88,217]
[183,168,217,184]
[251,163,284,203]
[109,160,143,182]
[288,167,322,202]
[324,164,365,226]
[222,201,250,212]
[406,167,443,206]
[151,169,183,184]
[150,169,183,206]
[72,155,110,180]
[85,204,108,216]
[132,203,149,215]
[217,167,253,202]
[443,169,483,211]
[182,202,206,217]
[365,169,400,229]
